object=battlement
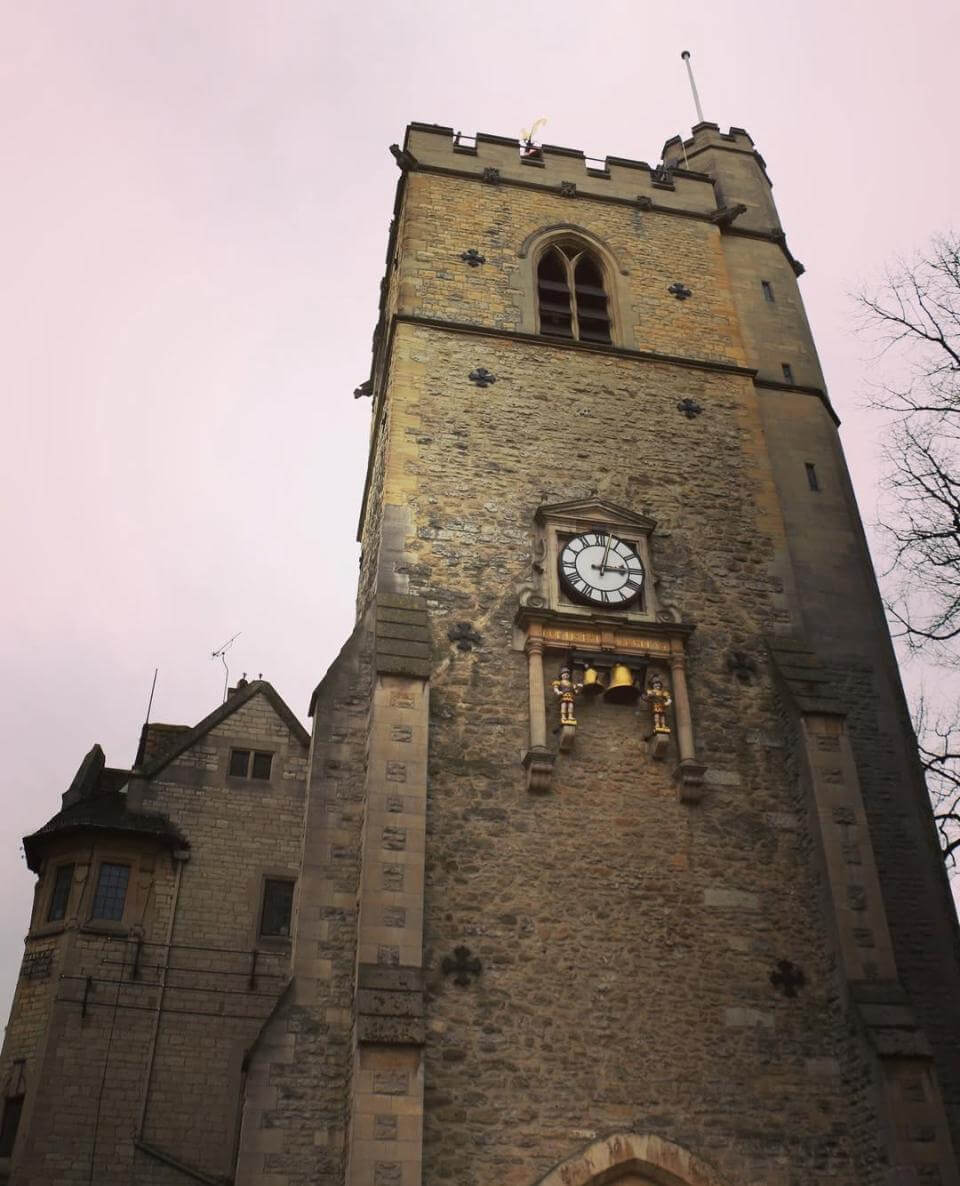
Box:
[402,122,718,213]
[663,122,771,185]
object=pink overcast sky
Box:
[2,0,958,1025]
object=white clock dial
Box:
[558,531,645,608]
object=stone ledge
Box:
[849,979,909,1005]
[377,593,427,611]
[375,595,431,678]
[357,1016,425,1045]
[377,638,432,660]
[869,1027,932,1058]
[376,621,429,642]
[766,636,847,717]
[358,988,423,1018]
[376,655,432,678]
[357,962,425,1046]
[359,964,424,992]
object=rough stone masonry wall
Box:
[358,412,388,615]
[7,692,309,1185]
[132,693,308,1181]
[0,933,62,1157]
[7,852,179,1186]
[756,384,960,1156]
[394,171,747,365]
[236,626,374,1186]
[371,320,887,1185]
[836,658,960,1151]
[358,166,753,630]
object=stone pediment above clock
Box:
[534,498,656,537]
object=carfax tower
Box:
[2,120,959,1186]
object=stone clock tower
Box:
[233,121,960,1186]
[4,120,960,1186]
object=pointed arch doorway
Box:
[532,1133,732,1186]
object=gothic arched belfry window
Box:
[536,244,612,343]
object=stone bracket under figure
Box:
[552,665,582,752]
[642,671,673,759]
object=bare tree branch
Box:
[859,233,960,870]
[911,695,960,873]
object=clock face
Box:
[558,531,645,608]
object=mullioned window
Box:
[536,244,611,343]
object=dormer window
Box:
[537,245,611,343]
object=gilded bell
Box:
[581,665,605,695]
[603,663,639,703]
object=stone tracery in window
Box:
[536,243,612,344]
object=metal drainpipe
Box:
[136,848,189,1140]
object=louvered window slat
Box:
[537,244,611,344]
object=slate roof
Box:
[23,765,186,872]
[22,681,306,871]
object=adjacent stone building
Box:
[2,119,959,1186]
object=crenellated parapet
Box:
[402,121,718,214]
[663,121,782,238]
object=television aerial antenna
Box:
[211,632,241,703]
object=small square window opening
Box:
[782,363,795,384]
[251,752,273,780]
[0,1094,24,1158]
[761,281,775,302]
[805,462,820,492]
[92,863,130,921]
[229,749,251,778]
[260,879,295,938]
[47,863,74,922]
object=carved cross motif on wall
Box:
[668,282,693,301]
[448,623,482,651]
[469,368,496,388]
[442,945,482,986]
[728,650,757,683]
[769,959,806,998]
[460,248,486,267]
[677,398,703,419]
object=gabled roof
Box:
[139,680,309,779]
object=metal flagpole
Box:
[681,51,705,124]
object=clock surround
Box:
[528,497,662,623]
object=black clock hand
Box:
[599,531,613,575]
